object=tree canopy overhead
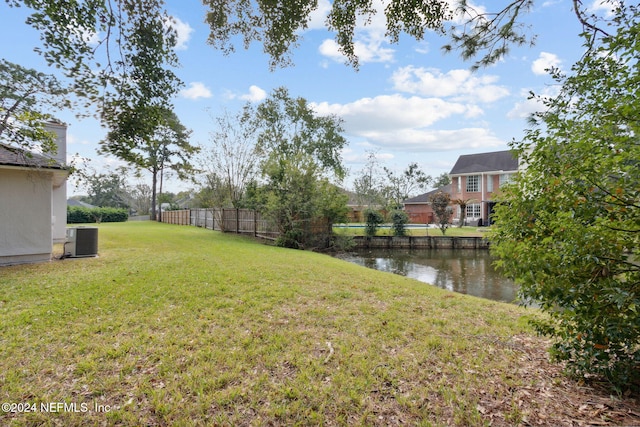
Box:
[202,0,536,69]
[5,0,581,79]
[0,59,69,154]
[7,0,181,106]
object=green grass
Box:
[1,222,539,426]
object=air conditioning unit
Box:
[65,227,99,258]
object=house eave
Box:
[449,169,518,177]
[0,162,68,173]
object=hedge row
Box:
[67,206,128,223]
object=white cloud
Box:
[240,85,267,102]
[315,0,492,66]
[314,95,469,132]
[80,28,100,46]
[364,128,504,151]
[587,0,620,17]
[306,0,332,30]
[166,16,194,50]
[343,147,395,164]
[414,41,430,55]
[317,0,395,65]
[507,87,558,119]
[319,38,395,64]
[445,0,487,25]
[180,82,212,100]
[507,98,541,120]
[312,94,501,151]
[531,52,562,75]
[391,66,509,103]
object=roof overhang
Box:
[0,163,70,187]
[449,169,518,177]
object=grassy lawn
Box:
[1,222,637,426]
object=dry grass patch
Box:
[0,222,637,426]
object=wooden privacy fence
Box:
[161,208,280,240]
[160,210,190,225]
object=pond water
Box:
[333,248,518,304]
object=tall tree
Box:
[102,108,197,221]
[253,87,347,248]
[82,166,130,209]
[490,4,640,388]
[432,172,451,189]
[383,162,431,210]
[452,197,476,227]
[0,59,69,154]
[430,191,452,235]
[353,150,386,209]
[7,0,183,155]
[130,182,152,216]
[200,106,259,208]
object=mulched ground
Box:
[478,335,640,426]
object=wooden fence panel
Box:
[161,207,280,241]
[161,209,190,225]
[238,209,255,233]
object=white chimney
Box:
[44,120,69,244]
[44,120,67,165]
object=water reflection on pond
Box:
[334,248,518,304]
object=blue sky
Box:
[1,0,608,196]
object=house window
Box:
[499,173,513,187]
[457,177,461,193]
[467,203,481,218]
[486,175,493,192]
[466,175,480,192]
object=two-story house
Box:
[449,150,519,226]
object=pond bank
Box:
[352,235,490,249]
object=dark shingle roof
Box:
[403,184,451,204]
[67,199,97,209]
[449,150,518,175]
[0,142,65,170]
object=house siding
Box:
[404,204,434,224]
[448,150,519,225]
[450,173,514,225]
[0,168,53,265]
[0,121,68,266]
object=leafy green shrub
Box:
[68,206,128,223]
[429,191,452,235]
[491,10,640,391]
[364,209,384,237]
[330,234,355,252]
[390,209,409,236]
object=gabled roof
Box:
[67,199,98,209]
[403,184,451,204]
[0,142,65,170]
[449,150,518,175]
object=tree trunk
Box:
[459,205,466,227]
[151,168,158,221]
[158,167,163,223]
